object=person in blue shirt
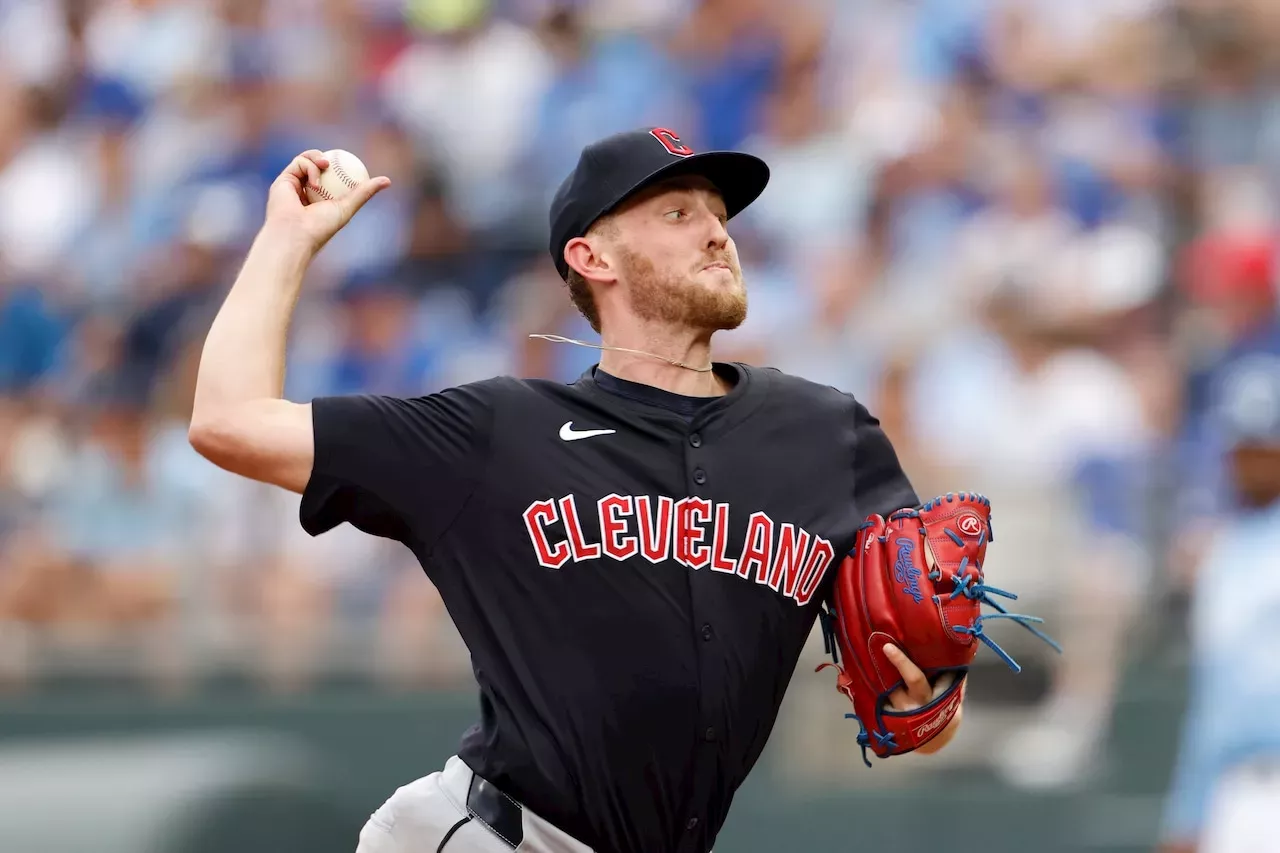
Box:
[1159,348,1280,853]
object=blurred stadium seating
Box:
[2,0,1279,851]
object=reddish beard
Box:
[616,245,747,331]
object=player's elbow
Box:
[188,400,314,493]
[188,406,262,472]
[188,413,242,469]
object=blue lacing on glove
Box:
[847,715,875,768]
[845,707,914,766]
[952,610,1062,673]
[871,729,897,751]
[972,594,1063,657]
[906,492,996,542]
[920,509,1059,673]
[944,559,1062,665]
[917,492,991,513]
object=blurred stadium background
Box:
[2,0,1278,850]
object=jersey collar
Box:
[573,361,767,432]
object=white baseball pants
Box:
[353,755,596,853]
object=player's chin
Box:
[708,300,748,331]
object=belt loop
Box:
[466,771,523,850]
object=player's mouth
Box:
[703,262,732,272]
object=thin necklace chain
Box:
[528,334,714,373]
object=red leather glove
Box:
[817,492,1060,764]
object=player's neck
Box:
[597,331,726,397]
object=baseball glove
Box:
[817,492,1060,765]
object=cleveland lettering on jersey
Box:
[522,494,836,606]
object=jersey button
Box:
[704,727,716,741]
[701,624,713,641]
[693,468,707,485]
[686,817,699,831]
[689,433,702,448]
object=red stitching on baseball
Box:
[330,154,359,190]
[306,153,358,202]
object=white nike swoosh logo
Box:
[559,421,617,441]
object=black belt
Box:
[465,771,524,849]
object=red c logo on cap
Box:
[651,128,694,157]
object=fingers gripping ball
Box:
[305,149,371,204]
[816,492,1061,765]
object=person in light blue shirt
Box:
[523,6,690,222]
[1159,351,1280,853]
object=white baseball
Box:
[305,149,370,204]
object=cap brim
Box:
[605,150,770,223]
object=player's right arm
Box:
[188,150,389,494]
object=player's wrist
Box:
[255,221,321,266]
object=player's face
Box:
[610,177,746,332]
[1230,444,1280,508]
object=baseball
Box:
[305,149,370,204]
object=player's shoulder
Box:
[742,363,864,414]
[414,374,523,403]
[433,373,590,406]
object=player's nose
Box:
[703,211,729,248]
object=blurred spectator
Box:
[524,3,690,219]
[1180,1,1276,173]
[380,0,553,235]
[875,78,989,310]
[740,52,872,286]
[323,269,441,396]
[0,361,200,692]
[667,0,823,152]
[0,275,68,398]
[0,81,96,279]
[62,77,153,306]
[949,139,1080,316]
[83,0,226,101]
[899,272,1159,788]
[1175,215,1280,573]
[731,46,882,392]
[395,170,472,297]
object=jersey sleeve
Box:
[299,381,497,548]
[1159,686,1221,844]
[851,398,919,517]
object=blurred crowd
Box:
[3,0,1280,817]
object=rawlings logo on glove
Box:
[817,492,1060,765]
[893,538,924,603]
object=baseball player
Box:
[1159,352,1280,853]
[189,128,966,853]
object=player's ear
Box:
[564,236,617,285]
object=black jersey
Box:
[301,361,917,853]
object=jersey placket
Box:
[681,422,721,852]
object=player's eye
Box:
[664,209,686,221]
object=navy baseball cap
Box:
[1217,355,1280,448]
[548,127,770,280]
